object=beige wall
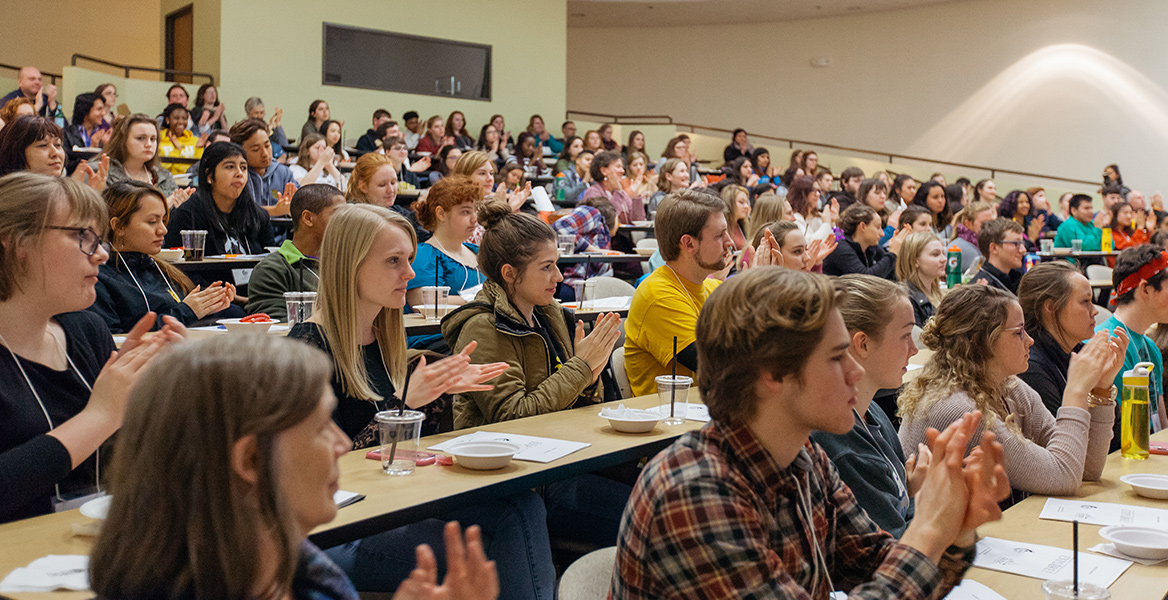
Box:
[567,0,1168,194]
[0,0,161,82]
[159,0,221,83]
[216,0,566,145]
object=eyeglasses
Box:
[999,240,1027,249]
[1002,324,1028,340]
[46,226,110,257]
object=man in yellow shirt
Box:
[625,188,736,396]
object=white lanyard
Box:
[0,326,100,502]
[118,252,181,313]
[854,408,908,499]
[665,264,701,314]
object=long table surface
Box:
[0,393,698,599]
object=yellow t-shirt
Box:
[624,265,721,397]
[157,130,203,176]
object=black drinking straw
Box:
[1073,520,1080,596]
[670,336,678,420]
[434,252,439,318]
[388,359,414,466]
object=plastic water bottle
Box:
[1024,252,1040,272]
[946,245,962,288]
[1121,362,1154,460]
[1101,227,1113,252]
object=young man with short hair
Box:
[1053,194,1103,251]
[612,267,1009,599]
[356,108,392,153]
[229,118,298,217]
[831,165,865,210]
[246,184,344,319]
[1096,244,1168,447]
[402,110,422,150]
[974,218,1026,295]
[561,120,577,139]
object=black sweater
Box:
[88,252,199,333]
[162,190,275,285]
[0,311,114,523]
[822,237,897,280]
[1018,329,1078,418]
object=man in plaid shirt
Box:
[551,198,616,282]
[612,268,1010,599]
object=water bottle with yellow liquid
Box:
[1121,361,1154,460]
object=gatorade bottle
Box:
[946,245,962,288]
[1121,361,1154,460]
[554,173,566,203]
[1101,227,1113,252]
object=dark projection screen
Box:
[322,23,492,101]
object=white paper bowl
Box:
[634,247,656,256]
[1120,473,1168,499]
[600,410,662,433]
[448,441,521,470]
[217,318,275,334]
[80,495,112,520]
[1099,525,1168,560]
[156,248,183,261]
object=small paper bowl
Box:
[156,248,183,261]
[634,248,656,256]
[1120,473,1168,499]
[1099,525,1168,560]
[448,441,521,470]
[600,410,662,433]
[80,495,112,520]
[217,318,275,334]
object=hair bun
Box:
[918,318,941,350]
[477,199,513,230]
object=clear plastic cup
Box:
[1071,239,1083,252]
[1042,580,1110,599]
[375,410,424,476]
[571,279,594,310]
[418,286,451,322]
[180,230,207,261]
[284,291,317,325]
[1040,238,1054,253]
[656,375,693,426]
[558,233,575,256]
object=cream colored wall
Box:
[0,0,161,81]
[159,0,221,83]
[60,67,200,121]
[567,0,1168,194]
[216,0,566,145]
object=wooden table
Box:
[1039,250,1119,259]
[557,253,644,265]
[0,394,698,599]
[165,255,264,273]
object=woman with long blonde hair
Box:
[898,284,1125,497]
[894,231,946,327]
[287,203,555,598]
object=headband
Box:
[1110,250,1168,305]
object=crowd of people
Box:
[2,64,1166,600]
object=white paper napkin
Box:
[0,555,89,592]
[1090,542,1168,566]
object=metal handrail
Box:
[566,109,1097,187]
[0,62,61,84]
[71,54,214,85]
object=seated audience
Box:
[1018,262,1115,417]
[0,116,67,178]
[527,114,562,154]
[478,123,512,169]
[721,184,751,251]
[822,204,906,280]
[581,150,641,223]
[831,165,865,210]
[974,178,997,203]
[749,147,774,185]
[787,175,834,241]
[93,84,117,128]
[891,174,918,211]
[289,133,344,188]
[624,189,732,396]
[622,129,646,160]
[552,197,618,283]
[811,275,924,537]
[356,108,392,153]
[945,182,967,215]
[1110,200,1151,252]
[487,114,514,151]
[382,135,426,188]
[102,114,178,199]
[62,93,109,171]
[561,120,577,142]
[1096,245,1168,443]
[749,220,835,272]
[899,284,1122,496]
[89,333,500,600]
[91,181,239,332]
[347,151,429,243]
[0,96,36,131]
[1103,163,1131,198]
[1,67,63,123]
[374,120,401,150]
[583,129,603,154]
[318,119,351,162]
[246,183,344,319]
[229,118,297,216]
[428,144,462,186]
[613,266,1008,599]
[896,231,946,326]
[974,218,1026,295]
[949,201,995,274]
[801,151,819,176]
[560,148,593,205]
[163,142,275,285]
[513,132,549,178]
[746,192,790,240]
[722,128,753,164]
[717,156,759,190]
[157,103,204,176]
[416,115,453,155]
[0,172,180,523]
[243,96,287,159]
[856,177,895,243]
[997,190,1043,248]
[621,151,656,206]
[899,204,935,233]
[402,110,422,150]
[300,99,330,141]
[444,111,473,151]
[913,181,953,237]
[160,84,192,131]
[189,84,228,133]
[597,124,620,152]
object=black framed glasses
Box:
[46,226,111,257]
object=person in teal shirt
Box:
[1054,194,1103,250]
[1094,244,1168,451]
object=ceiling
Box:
[567,0,961,27]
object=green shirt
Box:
[1053,217,1102,250]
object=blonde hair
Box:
[345,152,394,202]
[104,113,162,171]
[747,193,786,241]
[896,231,944,306]
[835,274,908,341]
[316,204,416,400]
[452,150,491,179]
[949,200,994,241]
[898,284,1018,425]
[0,172,107,301]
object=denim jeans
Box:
[325,491,556,600]
[543,473,633,548]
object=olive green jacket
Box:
[441,280,602,429]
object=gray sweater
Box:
[898,379,1114,496]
